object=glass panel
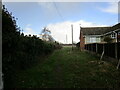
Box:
[90,37,96,43]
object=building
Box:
[80,23,120,50]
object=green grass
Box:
[12,47,120,88]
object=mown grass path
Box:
[13,47,120,88]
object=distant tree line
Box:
[2,5,62,88]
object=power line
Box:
[71,24,73,50]
[53,2,64,21]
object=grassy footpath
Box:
[12,47,120,88]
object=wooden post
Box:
[96,43,98,53]
[88,44,89,51]
[115,43,118,59]
[100,44,104,60]
[0,72,3,90]
[100,51,104,60]
[116,59,120,70]
[91,44,93,52]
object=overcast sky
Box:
[3,1,119,44]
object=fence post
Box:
[0,72,3,90]
[100,44,104,60]
[88,44,90,51]
[115,43,118,59]
[87,44,88,50]
[103,43,105,54]
[91,44,93,52]
[116,59,120,70]
[96,43,98,53]
[89,44,90,51]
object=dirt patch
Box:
[100,69,107,73]
[88,60,110,66]
[88,61,97,64]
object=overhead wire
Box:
[53,2,64,21]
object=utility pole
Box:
[71,24,73,50]
[118,1,120,23]
[79,24,81,50]
[66,34,67,44]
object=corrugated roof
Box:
[81,27,111,35]
[81,23,120,35]
[111,23,120,31]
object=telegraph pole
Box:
[71,24,73,50]
[66,34,67,44]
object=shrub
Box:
[2,5,56,88]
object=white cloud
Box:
[99,2,118,14]
[24,27,35,35]
[47,20,107,44]
[24,24,38,36]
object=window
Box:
[111,33,116,38]
[96,37,101,42]
[90,37,96,43]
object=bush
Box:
[2,5,57,88]
[54,41,62,49]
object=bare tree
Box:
[40,27,55,42]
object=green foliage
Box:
[54,41,62,49]
[103,36,113,43]
[2,5,62,88]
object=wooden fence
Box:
[85,42,120,59]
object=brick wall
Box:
[80,31,85,50]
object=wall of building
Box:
[85,36,101,44]
[80,31,85,50]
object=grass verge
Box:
[12,47,120,88]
